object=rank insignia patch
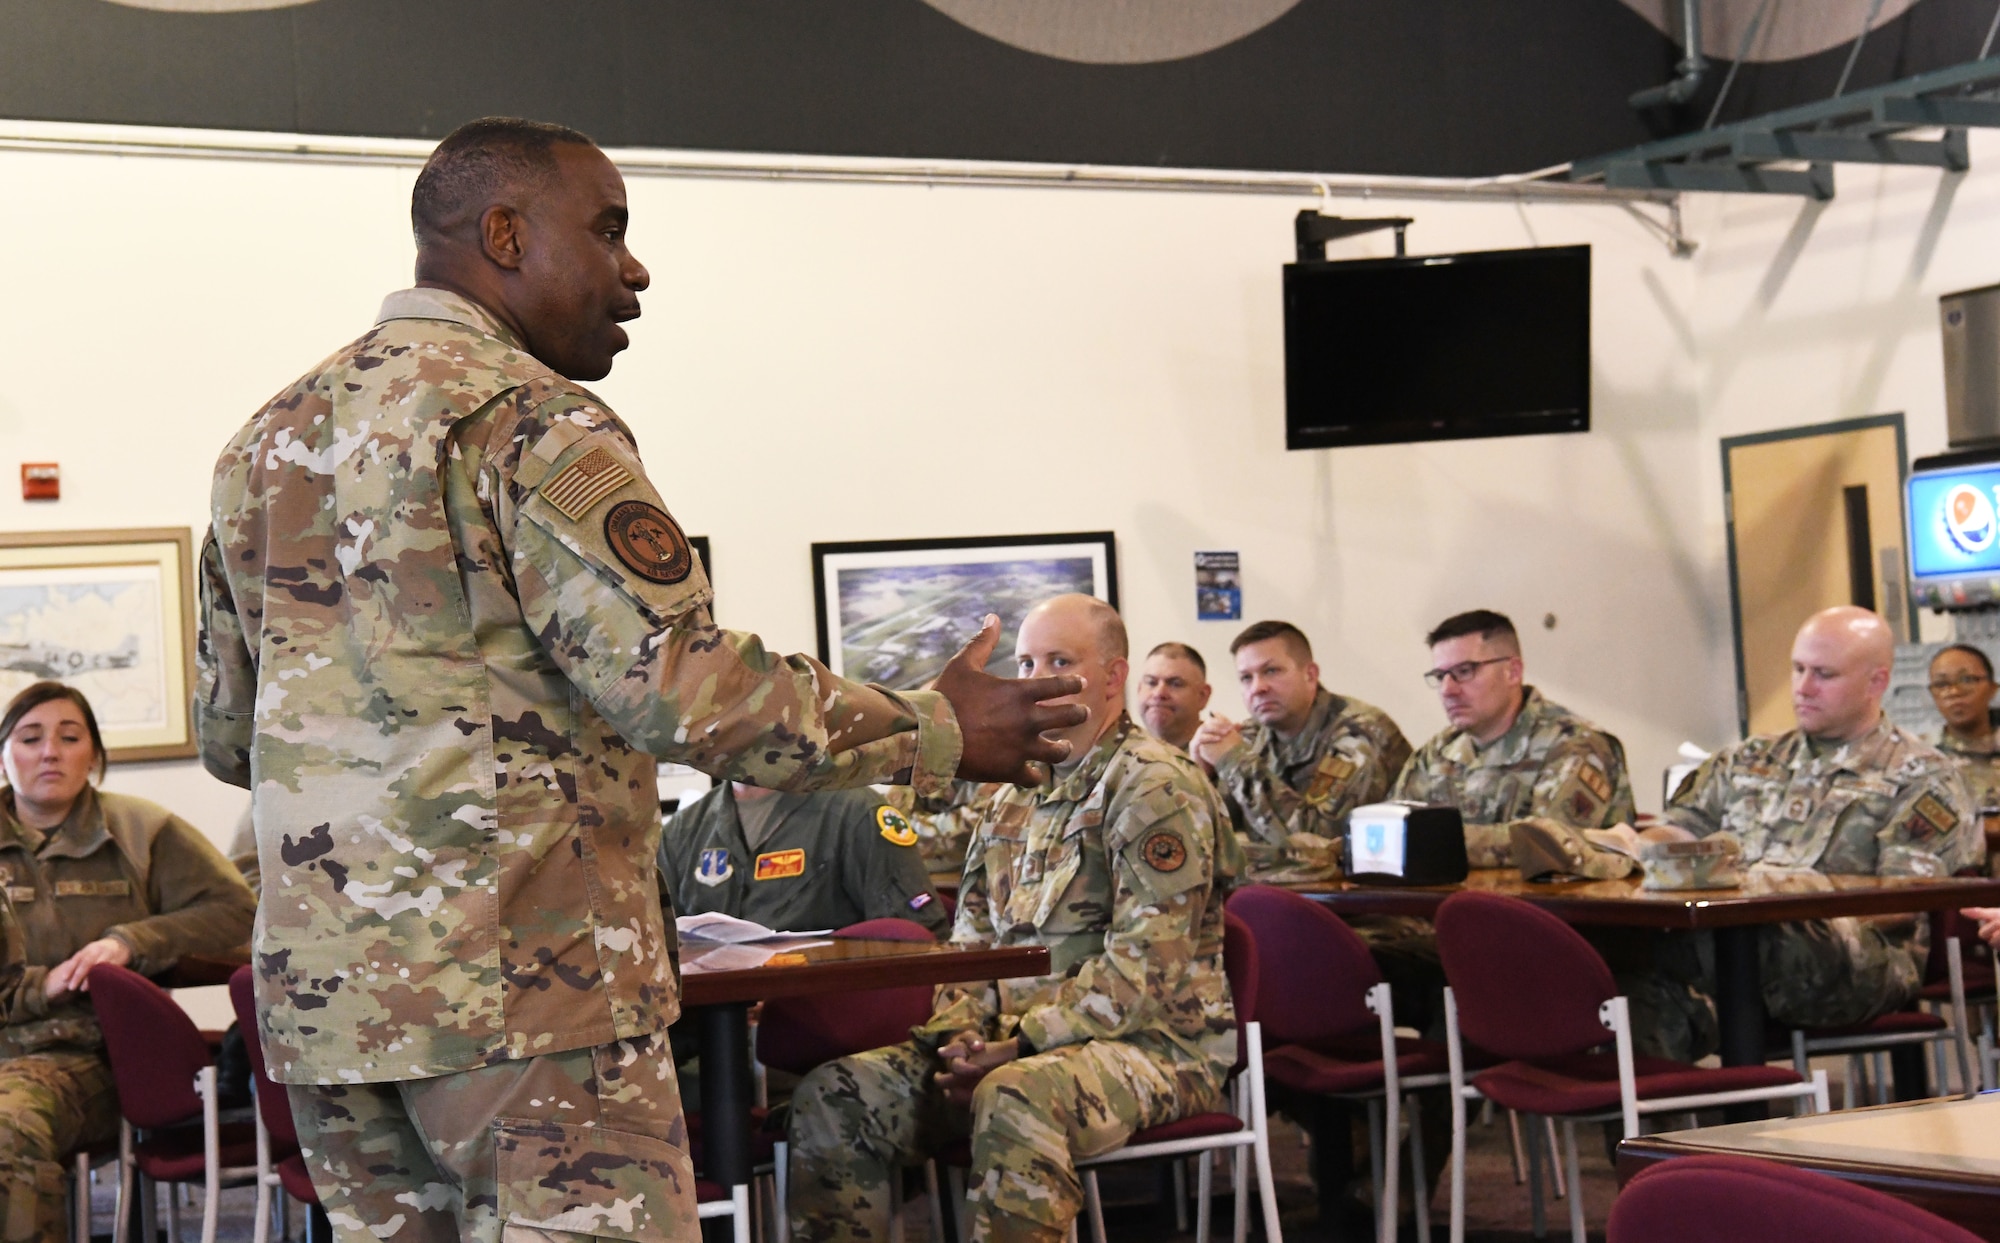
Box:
[877,806,919,847]
[1576,763,1613,803]
[754,848,806,880]
[540,447,634,521]
[695,848,733,887]
[1141,831,1188,873]
[1305,756,1355,805]
[1911,793,1958,837]
[604,499,693,585]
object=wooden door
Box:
[1722,414,1912,736]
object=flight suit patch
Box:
[603,500,693,585]
[877,806,919,847]
[539,447,634,521]
[54,880,130,898]
[695,848,733,887]
[754,849,806,880]
[1304,756,1356,805]
[1141,831,1188,873]
[909,892,933,911]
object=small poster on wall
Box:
[1195,551,1241,621]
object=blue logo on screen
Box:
[1365,823,1385,854]
[1909,467,2000,579]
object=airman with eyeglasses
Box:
[1928,643,2000,871]
[1393,610,1634,870]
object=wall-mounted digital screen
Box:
[1907,457,2000,607]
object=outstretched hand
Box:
[934,615,1087,784]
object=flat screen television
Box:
[1906,450,2000,609]
[1283,244,1592,450]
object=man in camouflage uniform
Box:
[1392,609,1634,862]
[1635,607,1980,1061]
[659,783,948,935]
[1192,620,1410,882]
[787,595,1237,1243]
[195,118,1084,1243]
[1137,641,1212,753]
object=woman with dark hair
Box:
[1928,644,2000,869]
[0,680,255,1242]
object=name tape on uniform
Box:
[754,848,806,880]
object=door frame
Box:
[1719,412,1914,737]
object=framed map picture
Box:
[812,532,1117,690]
[0,528,197,762]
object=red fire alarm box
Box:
[21,463,59,501]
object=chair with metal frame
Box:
[1435,891,1829,1243]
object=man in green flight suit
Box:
[659,783,948,935]
[195,117,1086,1243]
[786,594,1238,1243]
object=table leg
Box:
[1713,926,1770,1122]
[697,1002,753,1188]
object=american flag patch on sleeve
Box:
[540,447,635,521]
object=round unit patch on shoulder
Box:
[1141,831,1188,873]
[877,806,920,848]
[604,499,693,585]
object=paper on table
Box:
[685,941,835,972]
[676,911,834,943]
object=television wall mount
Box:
[1295,211,1412,263]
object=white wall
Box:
[13,125,1984,838]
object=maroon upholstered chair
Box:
[228,966,318,1242]
[1434,891,1827,1243]
[1228,884,1448,1243]
[89,964,259,1243]
[1607,1154,1983,1243]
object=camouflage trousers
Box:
[787,1038,1219,1243]
[1619,919,1925,1063]
[0,1050,119,1243]
[289,1031,697,1243]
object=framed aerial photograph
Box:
[813,532,1117,690]
[0,528,197,762]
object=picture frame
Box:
[812,532,1118,690]
[0,527,198,763]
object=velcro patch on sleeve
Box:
[1912,792,1959,836]
[1305,755,1357,804]
[1576,762,1613,803]
[1140,830,1189,873]
[877,806,919,847]
[539,447,635,521]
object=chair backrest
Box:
[1608,1154,1984,1243]
[1925,910,1995,990]
[756,918,938,1075]
[228,965,300,1150]
[88,964,214,1130]
[1225,885,1381,1046]
[1435,890,1617,1061]
[1221,910,1259,1076]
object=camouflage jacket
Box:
[1934,730,2000,815]
[886,779,1002,875]
[924,715,1237,1088]
[1215,687,1411,881]
[658,785,948,935]
[1391,687,1636,867]
[196,288,960,1084]
[0,788,254,1057]
[1665,716,1980,877]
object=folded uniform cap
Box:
[1510,817,1636,882]
[1632,833,1742,891]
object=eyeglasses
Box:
[1423,657,1510,689]
[1929,674,1993,693]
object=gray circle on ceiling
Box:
[919,0,1307,65]
[102,0,321,10]
[1615,0,1921,63]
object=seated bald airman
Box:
[1632,607,1980,1061]
[786,595,1237,1243]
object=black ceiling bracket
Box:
[1295,211,1414,262]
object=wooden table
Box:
[1616,1094,2000,1240]
[679,937,1050,1188]
[1296,869,2000,1074]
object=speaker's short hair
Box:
[1230,620,1311,664]
[1147,641,1207,677]
[1425,609,1520,655]
[412,117,597,241]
